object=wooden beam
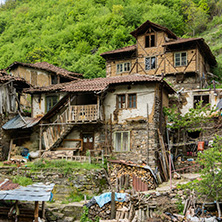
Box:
[111,191,116,219]
[7,139,13,161]
[41,201,45,219]
[34,201,39,222]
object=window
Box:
[193,95,209,109]
[174,52,187,67]
[46,96,58,112]
[117,94,126,109]
[51,75,58,84]
[145,34,155,48]
[117,94,137,109]
[145,57,156,70]
[128,94,136,108]
[114,131,130,152]
[117,62,131,74]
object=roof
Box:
[0,179,54,201]
[61,74,175,94]
[163,37,217,66]
[100,45,136,57]
[130,20,178,39]
[7,61,82,80]
[0,70,30,89]
[2,115,41,130]
[25,81,74,94]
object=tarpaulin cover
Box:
[94,192,127,208]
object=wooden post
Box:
[101,150,104,165]
[42,201,45,219]
[8,139,13,161]
[111,191,116,219]
[34,201,39,222]
[68,95,71,121]
[39,126,42,152]
[147,104,149,165]
[97,95,100,120]
[110,114,112,152]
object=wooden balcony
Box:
[70,104,100,123]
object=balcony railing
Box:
[70,104,99,122]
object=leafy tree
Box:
[185,136,222,217]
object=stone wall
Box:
[0,167,109,200]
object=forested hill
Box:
[0,0,222,78]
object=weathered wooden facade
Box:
[7,61,82,87]
[101,20,217,91]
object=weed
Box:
[12,176,33,186]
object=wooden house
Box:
[6,61,82,114]
[100,20,217,91]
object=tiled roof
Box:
[163,37,203,46]
[25,74,175,94]
[25,81,74,93]
[61,74,175,93]
[100,45,136,57]
[0,70,30,88]
[130,20,178,39]
[7,61,82,79]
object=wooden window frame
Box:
[174,52,187,67]
[145,33,156,48]
[193,95,209,109]
[45,95,58,112]
[117,94,126,109]
[116,93,137,109]
[145,56,157,70]
[128,93,137,108]
[116,62,131,74]
[114,131,130,152]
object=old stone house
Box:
[26,75,174,169]
[6,61,82,113]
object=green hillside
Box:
[0,0,221,78]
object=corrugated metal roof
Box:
[2,115,41,130]
[0,179,54,202]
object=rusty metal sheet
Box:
[2,115,41,130]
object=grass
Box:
[25,159,102,175]
[12,176,33,186]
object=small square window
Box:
[46,96,58,112]
[117,94,126,109]
[128,94,136,108]
[114,131,130,152]
[145,34,155,48]
[193,95,209,108]
[145,57,156,70]
[174,52,187,67]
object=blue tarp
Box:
[94,192,127,208]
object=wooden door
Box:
[82,133,94,152]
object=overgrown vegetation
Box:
[177,136,222,216]
[80,206,100,222]
[0,0,221,78]
[26,159,101,175]
[12,175,33,186]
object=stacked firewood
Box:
[109,163,157,191]
[88,193,157,221]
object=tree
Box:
[196,136,222,217]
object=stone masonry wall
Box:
[0,167,108,200]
